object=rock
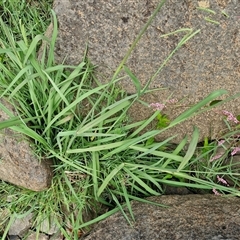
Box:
[0,99,53,191]
[0,208,10,233]
[163,185,192,195]
[38,214,60,235]
[52,0,240,143]
[82,194,240,240]
[26,232,49,240]
[49,231,63,240]
[8,213,33,237]
[8,236,21,240]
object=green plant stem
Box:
[111,0,167,82]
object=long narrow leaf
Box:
[124,168,160,195]
[121,182,135,221]
[47,10,58,66]
[130,145,183,162]
[42,83,109,134]
[162,136,188,168]
[112,189,168,207]
[97,163,125,197]
[177,127,199,172]
[67,140,129,154]
[76,100,130,136]
[1,65,32,98]
[124,66,141,96]
[136,135,177,158]
[170,90,227,126]
[111,0,167,82]
[111,192,133,225]
[10,125,48,147]
[0,117,35,130]
[92,152,100,199]
[129,110,160,138]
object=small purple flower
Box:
[166,99,178,104]
[149,102,166,111]
[217,175,229,186]
[149,99,178,111]
[212,188,221,195]
[222,110,239,124]
[231,147,240,156]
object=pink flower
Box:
[149,99,178,111]
[231,147,240,156]
[222,110,239,124]
[149,103,166,111]
[217,175,229,186]
[212,188,221,195]
[210,153,223,162]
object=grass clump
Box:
[0,0,240,239]
[0,0,53,40]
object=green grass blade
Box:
[102,129,161,159]
[142,29,201,93]
[129,110,160,138]
[10,125,49,147]
[162,136,188,168]
[177,127,199,172]
[170,90,227,126]
[0,117,35,130]
[77,206,122,229]
[42,83,109,135]
[47,10,58,66]
[67,140,129,154]
[111,0,167,81]
[130,145,183,162]
[112,190,168,207]
[120,182,135,221]
[92,151,100,199]
[75,100,130,136]
[97,163,125,197]
[111,192,133,225]
[124,168,160,195]
[23,35,48,65]
[124,65,141,96]
[136,135,177,158]
[3,65,32,98]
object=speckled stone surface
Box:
[52,0,240,142]
[82,194,240,240]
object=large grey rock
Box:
[83,194,240,240]
[0,99,53,191]
[8,213,34,237]
[52,0,240,143]
[38,214,60,235]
